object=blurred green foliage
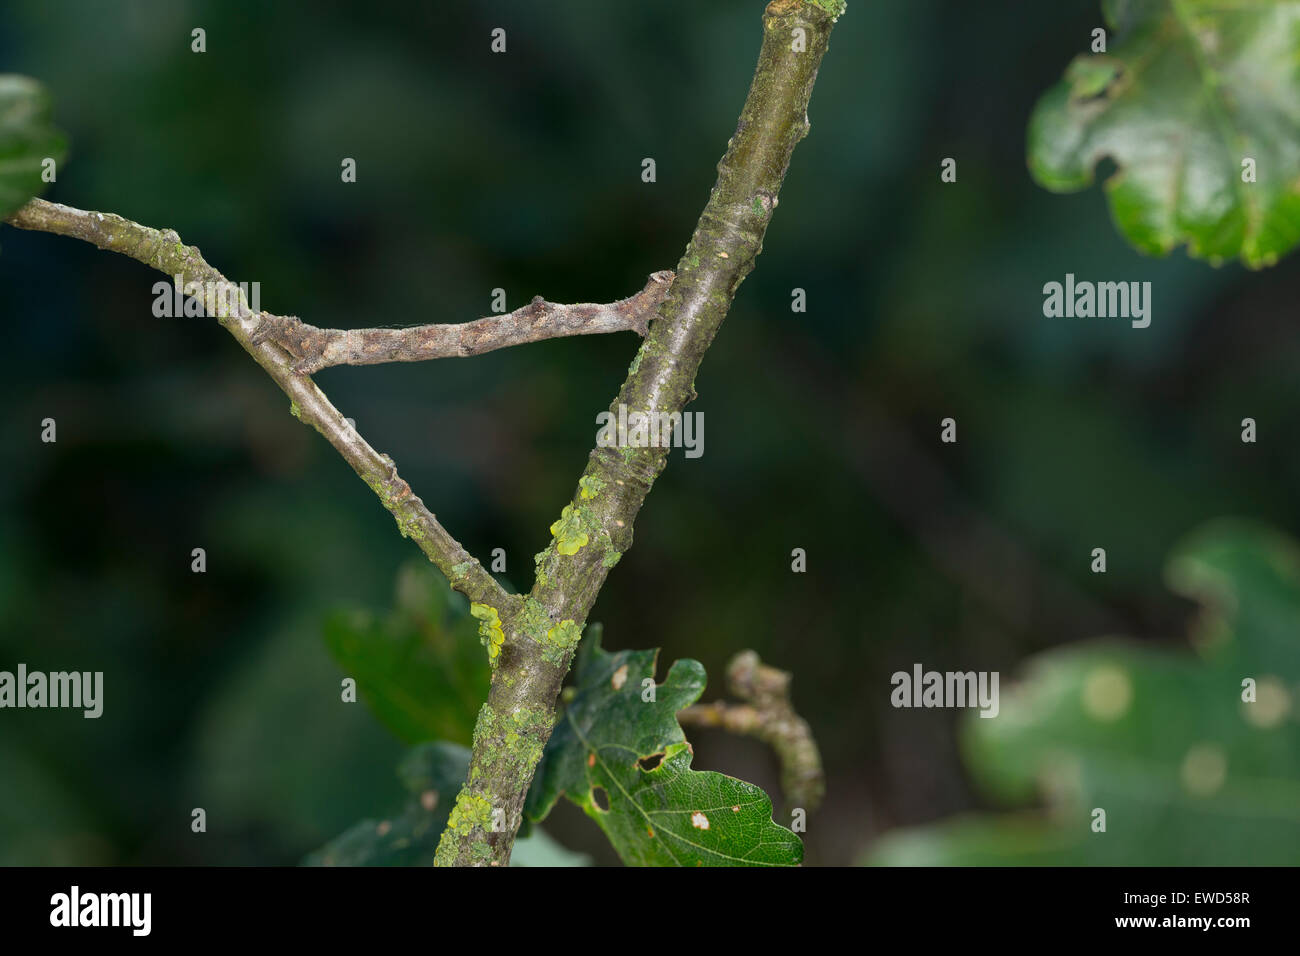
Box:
[0,74,63,218]
[323,563,488,746]
[305,741,589,866]
[1029,0,1300,267]
[304,741,468,867]
[867,522,1300,864]
[3,0,1300,866]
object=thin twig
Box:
[5,0,845,868]
[679,650,825,812]
[5,198,511,611]
[266,271,675,373]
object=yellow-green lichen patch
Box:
[579,475,606,500]
[549,503,590,556]
[532,549,550,586]
[514,597,553,643]
[514,598,583,665]
[473,703,550,771]
[808,0,848,20]
[543,619,582,665]
[395,511,426,542]
[469,602,505,663]
[443,790,494,838]
[602,550,623,569]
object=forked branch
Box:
[4,0,846,868]
[5,198,509,611]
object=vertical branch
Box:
[435,0,844,866]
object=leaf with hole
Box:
[1028,0,1300,267]
[525,629,802,866]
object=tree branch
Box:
[6,0,844,868]
[266,271,675,374]
[435,0,844,866]
[678,650,825,812]
[5,198,510,611]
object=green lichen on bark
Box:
[437,0,842,866]
[543,619,582,665]
[433,699,556,866]
[512,595,553,641]
[548,503,590,556]
[442,790,493,839]
[469,602,505,663]
[807,0,846,20]
[6,199,515,622]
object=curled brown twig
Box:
[679,650,825,812]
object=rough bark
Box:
[264,271,674,374]
[5,0,844,868]
[5,199,508,610]
[434,0,844,866]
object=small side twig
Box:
[679,650,825,812]
[4,198,510,611]
[265,271,675,374]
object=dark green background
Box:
[2,0,1297,865]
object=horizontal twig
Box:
[261,271,675,374]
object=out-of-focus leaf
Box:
[510,827,591,867]
[864,521,1300,865]
[323,563,489,746]
[305,742,586,866]
[303,742,467,866]
[525,629,802,867]
[0,75,65,220]
[0,738,104,865]
[188,622,405,861]
[1028,1,1300,267]
[869,814,1085,866]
